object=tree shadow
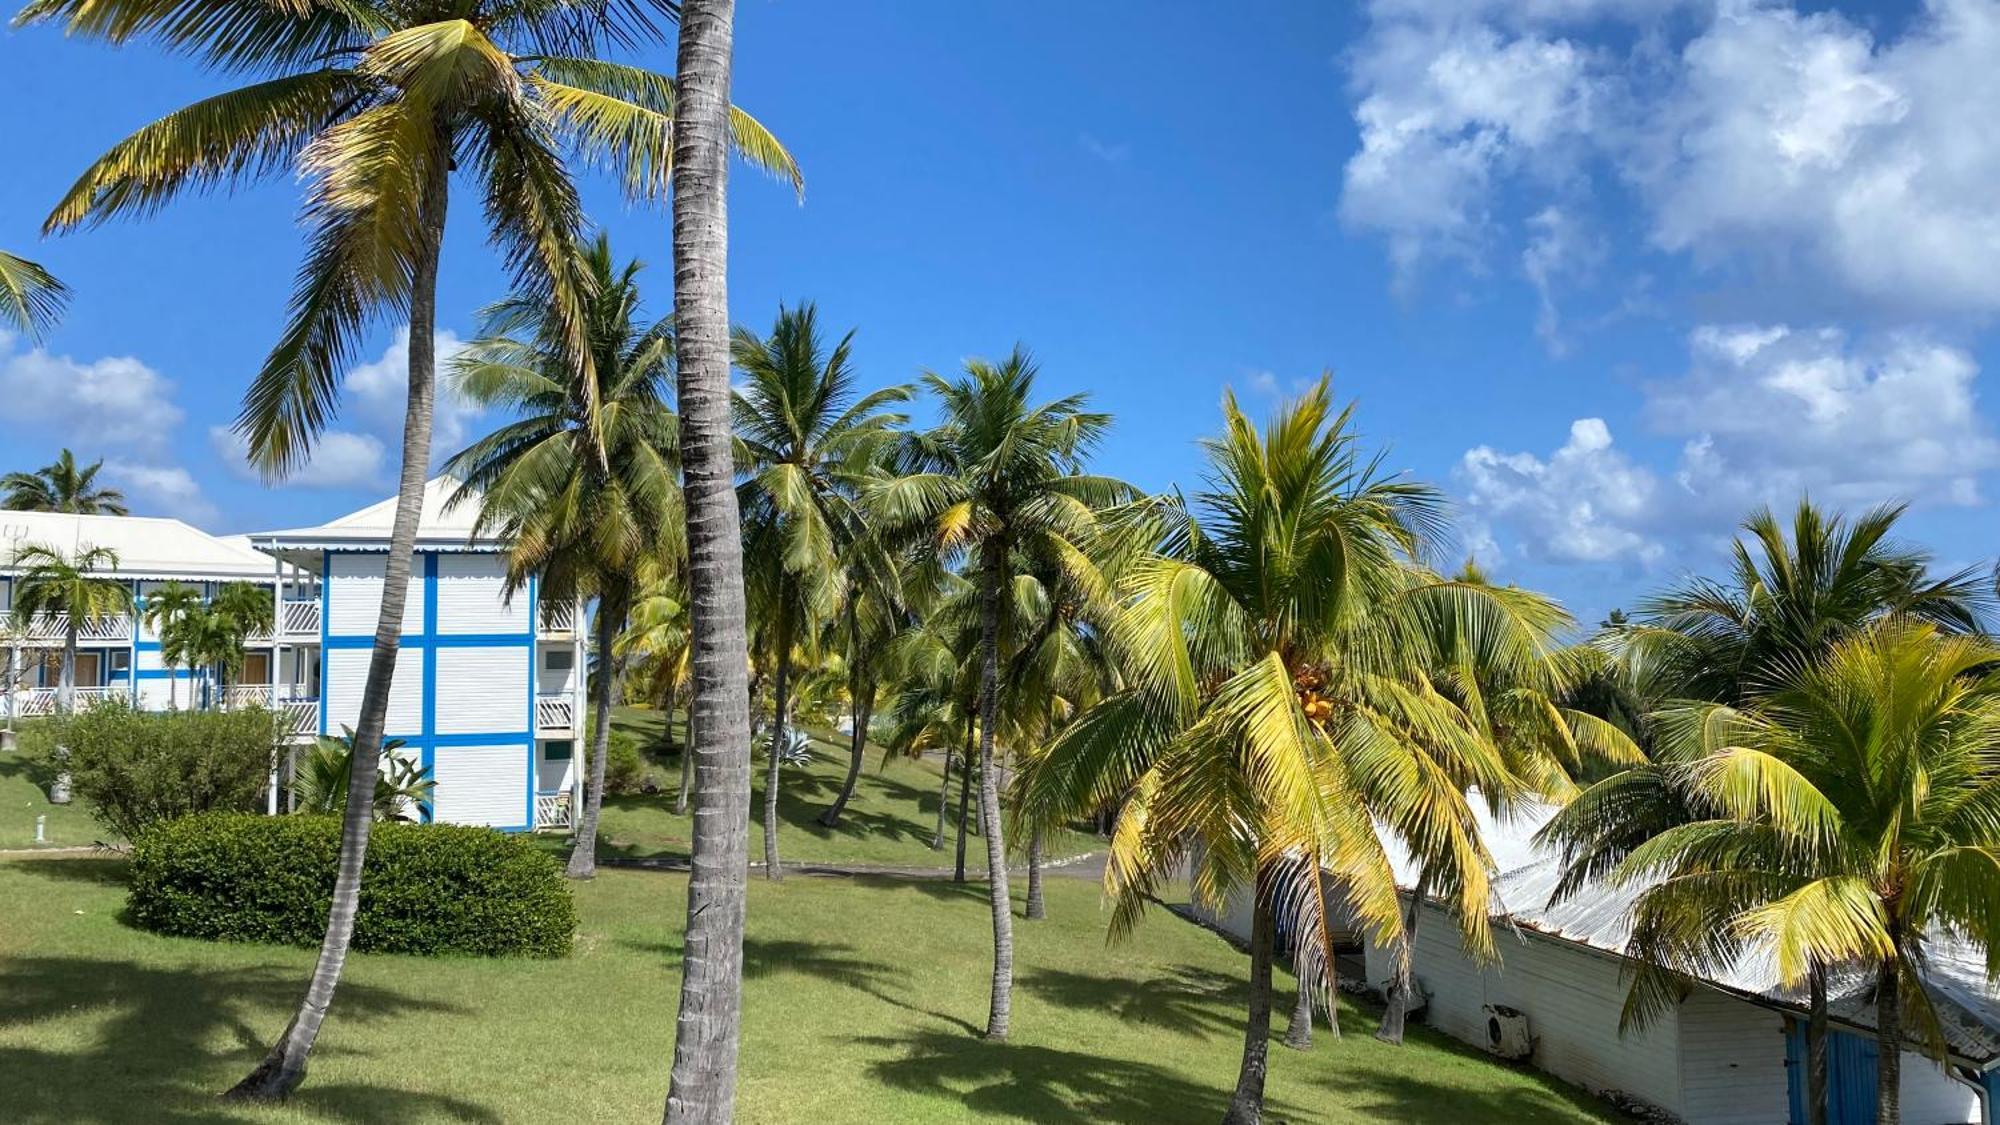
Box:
[1019,964,1244,1040]
[6,855,129,886]
[858,1028,1308,1124]
[0,955,494,1123]
[743,937,977,1035]
[1320,1067,1632,1124]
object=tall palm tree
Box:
[10,542,130,715]
[0,250,68,340]
[2,450,128,515]
[1019,381,1572,1124]
[1542,500,1989,1125]
[663,1,762,1120]
[201,581,276,708]
[817,566,902,829]
[20,0,795,1095]
[618,561,693,811]
[877,347,1130,1040]
[1611,621,2000,1125]
[141,581,202,709]
[447,232,680,881]
[733,302,909,878]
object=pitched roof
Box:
[0,511,275,580]
[249,475,498,551]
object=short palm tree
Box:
[1019,380,1575,1124]
[616,560,691,811]
[877,347,1131,1040]
[447,231,679,881]
[21,0,795,1096]
[1542,499,1989,1125]
[141,581,202,709]
[732,302,909,878]
[2,450,127,515]
[10,542,130,715]
[0,250,68,340]
[1612,621,2000,1125]
[293,728,433,821]
[202,582,277,708]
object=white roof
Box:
[1384,796,2000,1064]
[0,511,275,581]
[250,475,499,552]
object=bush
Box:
[129,812,576,957]
[26,699,280,840]
[602,730,646,796]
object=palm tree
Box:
[2,450,128,515]
[1541,500,1989,1125]
[447,232,679,881]
[664,1,763,1119]
[617,562,693,812]
[0,250,68,340]
[196,582,275,708]
[1019,380,1574,1124]
[10,542,130,716]
[733,302,909,877]
[141,581,202,709]
[293,728,434,820]
[876,346,1129,1041]
[1611,621,2000,1125]
[21,0,795,1097]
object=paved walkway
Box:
[602,849,1107,882]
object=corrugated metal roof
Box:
[1385,797,2000,1065]
[0,511,275,580]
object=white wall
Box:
[1677,989,1790,1125]
[434,554,526,634]
[327,553,425,636]
[326,647,423,735]
[433,743,528,827]
[434,647,528,735]
[1900,1056,1982,1125]
[535,740,575,793]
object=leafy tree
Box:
[732,302,909,877]
[617,561,692,810]
[447,232,680,881]
[1612,622,2000,1125]
[1020,380,1571,1123]
[2,449,128,515]
[0,250,68,339]
[21,0,793,1095]
[140,581,202,709]
[878,346,1130,1040]
[10,542,130,714]
[292,728,434,822]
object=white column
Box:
[569,594,586,830]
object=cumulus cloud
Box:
[209,426,385,490]
[0,335,183,456]
[1343,0,2000,318]
[1459,324,2000,565]
[103,460,218,526]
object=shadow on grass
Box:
[7,856,129,887]
[1019,964,1244,1040]
[0,956,494,1124]
[859,1028,1303,1124]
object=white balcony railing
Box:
[225,684,273,708]
[11,685,120,717]
[534,791,573,830]
[278,698,317,737]
[279,601,321,638]
[535,694,574,731]
[538,601,576,636]
[4,612,132,644]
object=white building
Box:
[1199,801,2000,1125]
[2,476,588,833]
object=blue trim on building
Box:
[321,632,531,649]
[317,549,330,737]
[419,553,438,823]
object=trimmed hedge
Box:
[129,813,576,958]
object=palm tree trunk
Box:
[762,604,791,880]
[662,3,754,1118]
[58,623,75,714]
[954,718,974,881]
[167,660,177,710]
[930,748,951,850]
[821,688,868,828]
[975,539,1014,1041]
[1376,871,1430,1045]
[1025,827,1046,920]
[226,151,445,1103]
[568,587,626,879]
[1875,957,1901,1125]
[1805,961,1828,1125]
[1223,889,1275,1125]
[1284,975,1312,1050]
[675,695,693,816]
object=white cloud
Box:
[1078,133,1131,163]
[0,336,183,456]
[342,328,479,464]
[1344,0,2000,318]
[1459,324,2000,565]
[209,425,385,490]
[103,460,217,526]
[1521,205,1603,354]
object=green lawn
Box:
[590,706,1094,870]
[0,744,103,851]
[0,854,1628,1124]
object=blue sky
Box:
[3,0,1996,623]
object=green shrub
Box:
[129,812,576,957]
[602,730,646,795]
[26,699,280,840]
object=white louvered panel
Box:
[433,743,528,827]
[325,647,423,736]
[433,646,529,735]
[326,553,425,637]
[434,553,525,635]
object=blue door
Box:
[1787,1022,1880,1125]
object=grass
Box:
[0,742,103,850]
[587,706,1095,870]
[0,854,1629,1124]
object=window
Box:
[544,741,573,761]
[110,651,132,673]
[543,649,574,672]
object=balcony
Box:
[9,685,120,717]
[4,612,132,644]
[222,686,318,737]
[534,693,575,732]
[534,791,573,831]
[537,600,576,638]
[279,601,321,639]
